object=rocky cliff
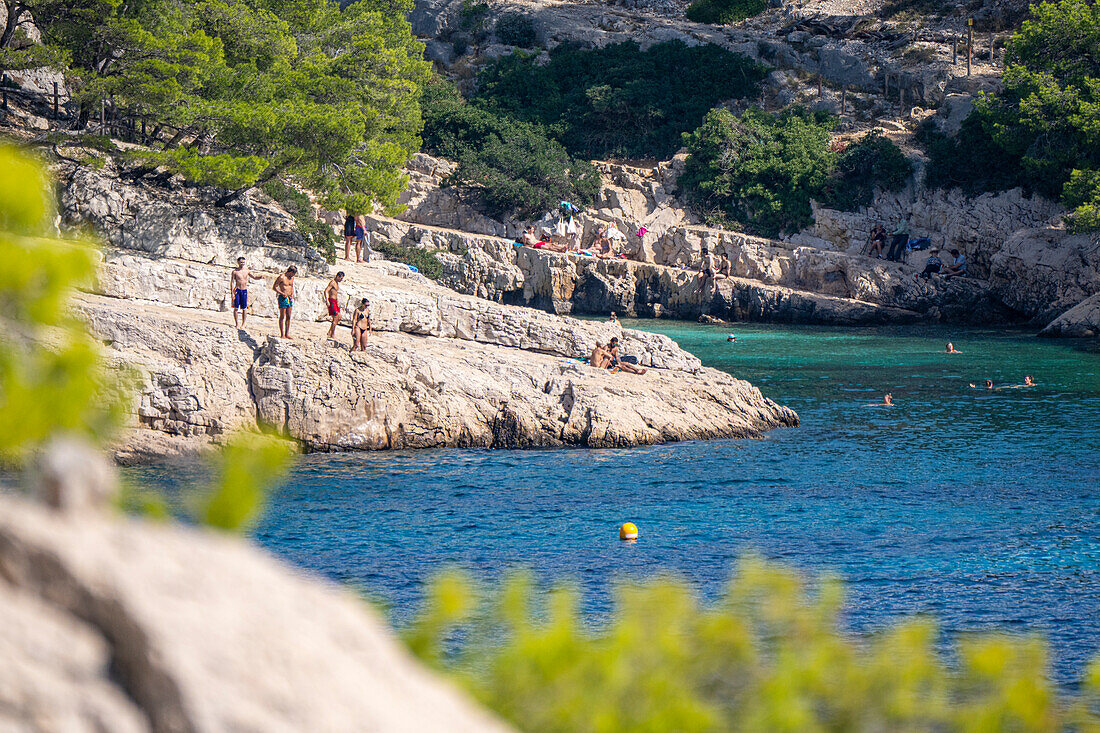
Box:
[49,160,796,460]
[0,467,513,733]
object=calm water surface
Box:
[130,322,1100,681]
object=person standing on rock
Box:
[343,214,356,261]
[325,272,345,341]
[354,215,368,263]
[350,298,371,351]
[886,215,911,262]
[273,267,297,339]
[229,257,265,330]
[698,247,715,282]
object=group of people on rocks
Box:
[866,214,969,282]
[230,258,371,349]
[230,255,648,375]
[515,201,643,260]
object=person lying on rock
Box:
[229,256,265,330]
[325,272,345,341]
[914,248,943,281]
[607,337,647,375]
[942,249,967,278]
[273,266,297,339]
[589,341,612,369]
[350,298,371,352]
[519,225,538,247]
[716,252,731,279]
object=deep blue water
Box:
[128,322,1100,682]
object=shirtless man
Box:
[324,272,345,340]
[589,342,611,369]
[946,342,961,353]
[698,247,715,282]
[607,337,647,375]
[273,266,297,339]
[350,298,371,351]
[520,226,538,247]
[229,257,265,329]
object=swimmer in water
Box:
[864,393,893,406]
[969,379,994,389]
[946,342,960,353]
[1006,375,1036,388]
[727,334,737,343]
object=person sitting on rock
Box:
[716,252,731,279]
[350,298,371,351]
[520,225,538,247]
[698,247,715,282]
[868,223,887,258]
[589,341,611,369]
[915,248,943,280]
[942,249,967,278]
[607,337,647,375]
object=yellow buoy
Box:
[619,522,639,540]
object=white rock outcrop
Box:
[0,493,514,732]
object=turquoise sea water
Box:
[129,322,1100,682]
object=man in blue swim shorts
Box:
[229,256,265,329]
[273,266,297,339]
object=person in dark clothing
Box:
[886,215,911,261]
[343,215,356,261]
[915,248,943,280]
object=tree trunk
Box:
[215,162,287,207]
[0,2,27,50]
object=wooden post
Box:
[53,82,59,117]
[967,18,973,76]
[989,31,994,64]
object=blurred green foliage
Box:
[420,79,600,219]
[820,131,914,212]
[408,557,1100,733]
[685,0,769,25]
[0,144,122,463]
[680,107,838,237]
[199,432,294,532]
[922,0,1100,232]
[472,40,764,160]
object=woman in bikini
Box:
[350,298,371,351]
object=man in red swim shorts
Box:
[324,271,345,340]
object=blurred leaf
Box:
[198,432,293,532]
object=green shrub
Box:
[261,178,336,264]
[420,80,600,219]
[495,13,537,48]
[820,131,914,211]
[685,0,768,25]
[372,240,445,280]
[407,558,1100,733]
[680,107,837,237]
[473,40,764,160]
[922,0,1100,230]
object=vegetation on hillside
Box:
[680,107,837,237]
[420,79,599,219]
[471,40,765,160]
[922,0,1100,231]
[371,239,445,280]
[681,109,913,236]
[409,562,1100,733]
[1,0,430,213]
[820,131,914,212]
[685,0,769,25]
